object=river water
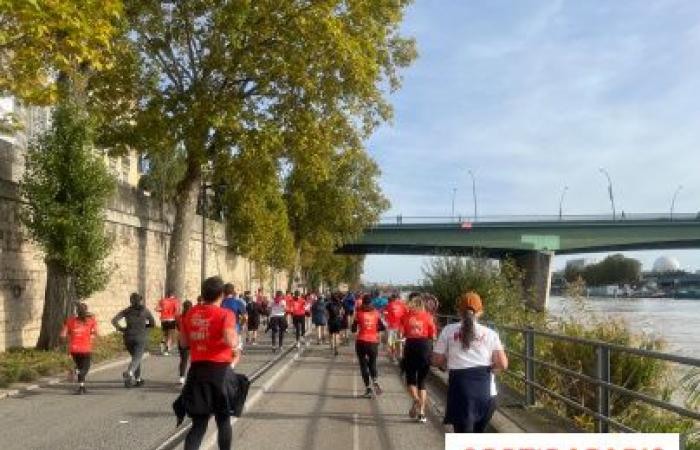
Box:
[548,295,700,359]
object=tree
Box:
[91,1,416,298]
[575,254,642,287]
[0,0,123,104]
[19,102,115,349]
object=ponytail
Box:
[460,309,476,350]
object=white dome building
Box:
[652,256,681,273]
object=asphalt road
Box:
[230,343,444,450]
[0,345,278,450]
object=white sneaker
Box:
[179,377,185,385]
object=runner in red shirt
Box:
[384,294,408,361]
[180,276,238,450]
[291,293,307,346]
[352,295,386,398]
[157,291,180,355]
[400,293,437,423]
[60,302,98,395]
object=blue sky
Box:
[363,0,700,283]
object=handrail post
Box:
[524,327,536,406]
[595,345,611,432]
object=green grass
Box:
[0,329,163,389]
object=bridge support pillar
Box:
[513,251,553,312]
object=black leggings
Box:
[184,413,231,450]
[404,339,431,389]
[269,316,286,348]
[451,398,497,433]
[355,341,379,387]
[179,346,190,377]
[71,353,91,383]
[293,316,306,341]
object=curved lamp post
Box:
[670,185,683,221]
[468,169,477,221]
[558,185,568,220]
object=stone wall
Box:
[0,166,288,351]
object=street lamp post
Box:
[670,185,683,221]
[599,168,616,221]
[558,185,568,221]
[468,169,477,221]
[451,187,457,220]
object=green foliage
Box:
[0,0,123,104]
[19,101,115,298]
[89,0,415,279]
[565,253,641,286]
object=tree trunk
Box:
[36,260,76,350]
[165,167,202,299]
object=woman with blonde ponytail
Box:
[432,292,508,433]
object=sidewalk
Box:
[0,346,277,450]
[232,343,444,450]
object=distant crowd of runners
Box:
[60,278,508,449]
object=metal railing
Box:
[435,314,700,433]
[379,212,700,225]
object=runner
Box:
[267,291,287,352]
[221,284,247,359]
[156,290,180,355]
[176,300,193,385]
[342,291,356,345]
[291,292,307,346]
[432,291,508,433]
[385,293,408,362]
[111,293,156,388]
[180,276,239,450]
[245,292,261,345]
[400,294,437,423]
[311,294,328,345]
[60,302,98,394]
[326,294,344,356]
[352,295,386,398]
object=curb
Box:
[0,352,151,400]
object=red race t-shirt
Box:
[158,296,180,321]
[292,297,306,316]
[355,309,381,343]
[62,316,98,354]
[401,310,436,339]
[182,304,236,363]
[385,300,408,330]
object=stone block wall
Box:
[0,177,288,351]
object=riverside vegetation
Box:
[423,257,699,446]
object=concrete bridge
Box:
[337,213,700,309]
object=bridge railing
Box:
[380,212,700,224]
[435,314,700,433]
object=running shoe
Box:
[122,371,133,388]
[417,414,427,423]
[75,386,86,395]
[363,387,373,399]
[334,348,339,357]
[163,351,170,356]
[134,379,145,387]
[372,381,383,396]
[179,376,185,385]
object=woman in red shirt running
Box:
[291,293,307,346]
[180,276,239,450]
[352,294,386,398]
[400,294,437,423]
[60,302,98,395]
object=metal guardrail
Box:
[149,344,299,450]
[435,314,700,433]
[379,213,700,224]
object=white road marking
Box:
[353,373,359,450]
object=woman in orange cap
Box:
[432,291,508,433]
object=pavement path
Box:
[229,343,444,450]
[0,345,278,450]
